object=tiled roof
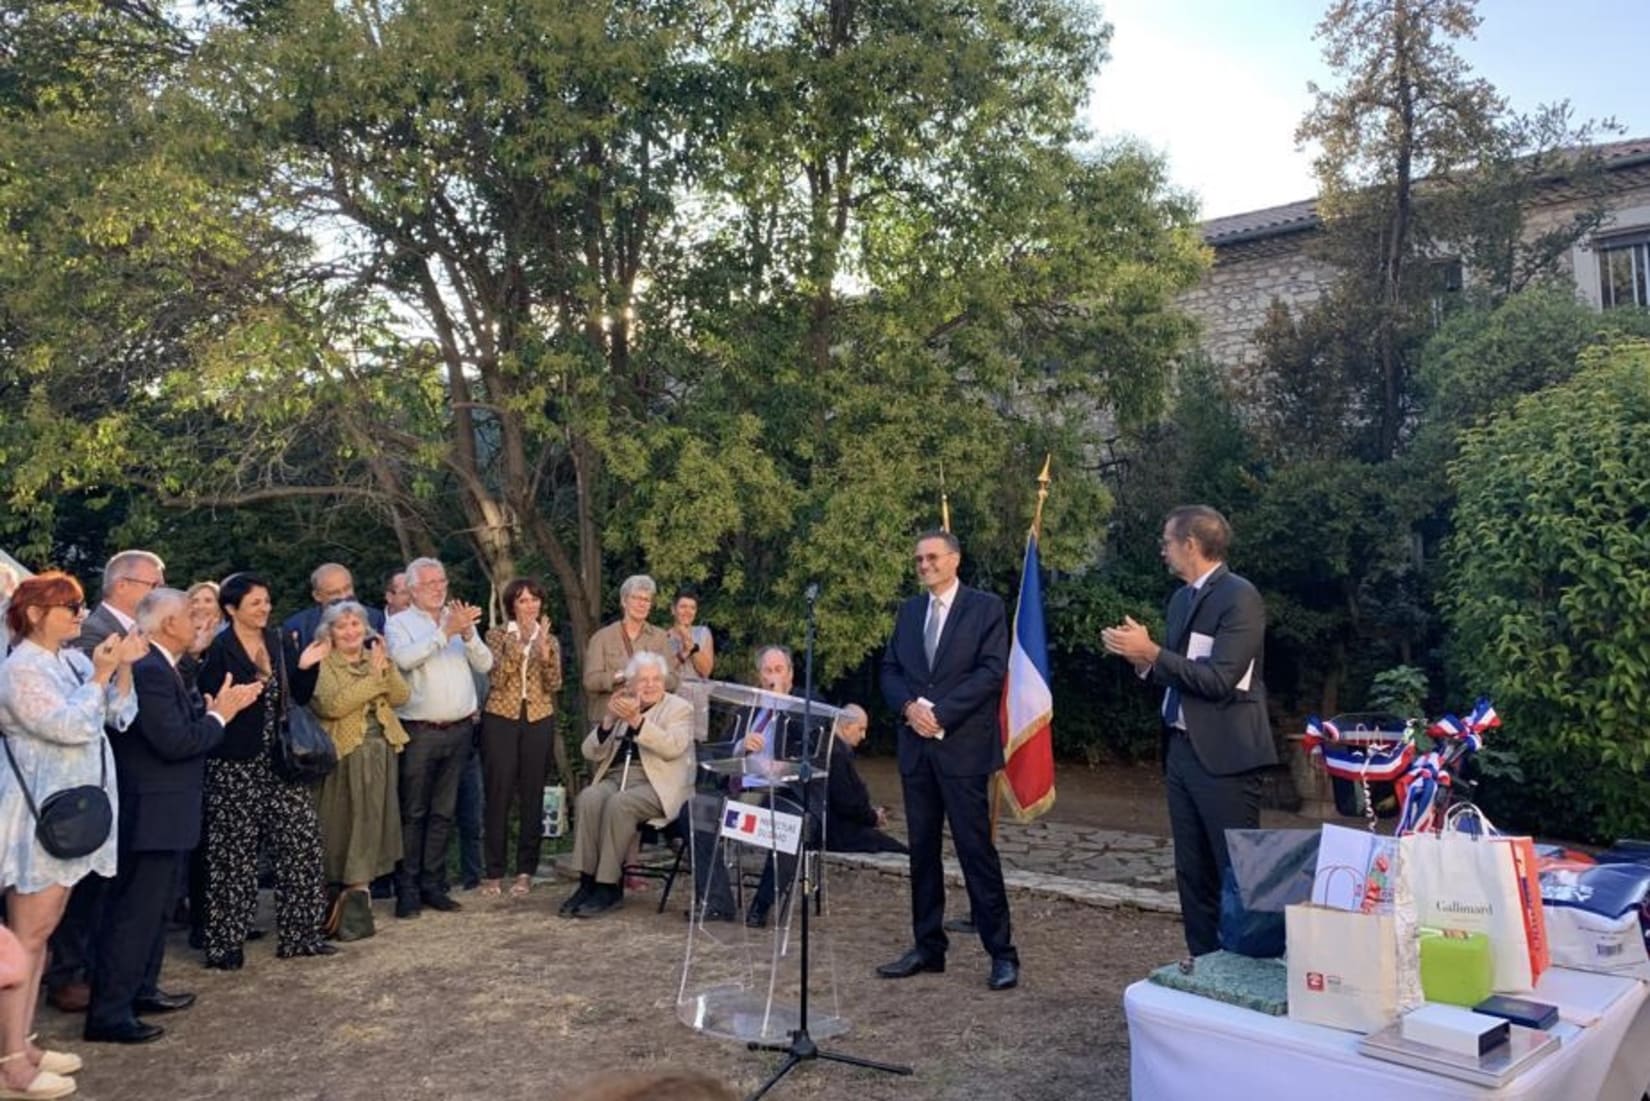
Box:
[1199,136,1650,248]
[1200,198,1318,246]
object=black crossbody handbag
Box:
[270,629,337,784]
[1,724,113,861]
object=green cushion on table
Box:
[1147,951,1289,1015]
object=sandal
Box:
[0,1054,76,1100]
[509,875,531,897]
[24,1039,79,1077]
[479,879,503,897]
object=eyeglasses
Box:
[913,552,956,564]
[123,577,162,591]
[53,601,86,615]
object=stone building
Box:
[1179,138,1650,369]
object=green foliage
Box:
[1446,341,1650,842]
[1367,665,1427,720]
[1,1,1205,740]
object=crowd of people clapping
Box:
[0,552,900,1099]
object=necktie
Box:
[1163,584,1193,728]
[923,597,943,664]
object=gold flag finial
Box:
[1032,454,1052,538]
[940,461,952,533]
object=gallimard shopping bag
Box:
[1400,829,1534,992]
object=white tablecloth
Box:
[1126,967,1650,1101]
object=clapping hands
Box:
[205,673,263,722]
[442,601,483,640]
[608,690,641,728]
[298,637,332,670]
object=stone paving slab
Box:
[825,851,1181,915]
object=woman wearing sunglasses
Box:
[0,571,146,1099]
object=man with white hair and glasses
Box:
[45,548,167,1015]
[386,557,492,918]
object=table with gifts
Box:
[1125,787,1650,1100]
[1126,965,1650,1100]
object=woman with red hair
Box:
[0,571,146,1098]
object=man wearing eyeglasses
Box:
[44,548,167,1014]
[877,530,1019,992]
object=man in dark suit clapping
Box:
[85,588,262,1044]
[878,530,1018,991]
[1102,505,1277,961]
[43,550,169,1014]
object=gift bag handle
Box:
[1313,863,1368,910]
[1443,801,1500,838]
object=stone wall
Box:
[1176,232,1338,369]
[1180,162,1650,368]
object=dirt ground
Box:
[36,762,1242,1100]
[38,863,1184,1101]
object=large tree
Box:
[3,1,1206,721]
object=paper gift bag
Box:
[1312,824,1398,913]
[1505,835,1550,982]
[1286,903,1405,1033]
[1400,831,1534,992]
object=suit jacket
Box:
[281,603,387,649]
[120,647,225,851]
[881,584,1009,778]
[1150,564,1278,777]
[196,627,317,761]
[580,691,695,824]
[824,741,877,843]
[71,603,129,657]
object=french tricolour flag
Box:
[999,529,1055,821]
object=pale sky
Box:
[1086,0,1650,219]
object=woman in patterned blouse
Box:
[478,578,563,897]
[0,571,144,1098]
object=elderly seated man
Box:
[561,652,694,919]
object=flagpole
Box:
[939,461,951,533]
[1032,453,1051,538]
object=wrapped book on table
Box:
[1358,1019,1560,1088]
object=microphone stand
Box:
[745,582,913,1100]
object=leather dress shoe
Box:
[395,895,422,919]
[134,990,195,1015]
[47,981,90,1013]
[571,884,623,919]
[988,958,1020,991]
[421,892,462,913]
[203,949,244,971]
[84,1018,165,1044]
[876,949,945,979]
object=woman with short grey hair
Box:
[309,601,409,940]
[581,575,674,721]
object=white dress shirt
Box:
[926,577,961,648]
[387,607,494,722]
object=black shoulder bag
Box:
[270,632,337,784]
[1,664,114,859]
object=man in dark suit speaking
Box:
[878,530,1019,991]
[85,588,262,1043]
[1102,505,1277,960]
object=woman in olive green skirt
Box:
[310,601,411,939]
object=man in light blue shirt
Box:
[387,556,493,918]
